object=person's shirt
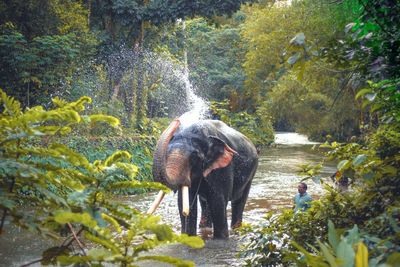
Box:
[294,192,312,212]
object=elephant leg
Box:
[209,195,229,239]
[231,181,252,229]
[199,195,212,228]
[178,187,198,236]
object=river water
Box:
[0,132,336,267]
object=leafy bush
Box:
[210,100,274,146]
[63,135,156,194]
[239,123,399,266]
[239,72,400,266]
[0,89,203,266]
[239,186,357,266]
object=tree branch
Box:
[20,227,85,267]
[67,223,86,256]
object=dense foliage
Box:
[241,121,400,265]
[210,100,274,146]
[185,16,247,103]
[0,0,399,265]
[0,89,204,266]
[0,0,96,107]
[64,134,156,194]
[240,0,362,141]
[239,0,400,266]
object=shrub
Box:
[0,89,203,266]
[63,135,157,194]
[239,122,400,266]
[210,100,274,146]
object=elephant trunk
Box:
[165,150,191,187]
[164,150,191,217]
[152,119,180,187]
[149,119,190,216]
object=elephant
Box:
[148,118,258,239]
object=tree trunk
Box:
[136,49,145,129]
[135,18,146,130]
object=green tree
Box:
[0,0,89,39]
[185,16,247,106]
[89,0,254,128]
[240,0,361,140]
[239,0,400,265]
[0,89,203,266]
[0,0,97,107]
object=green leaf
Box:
[336,240,355,267]
[175,234,204,249]
[149,224,174,241]
[84,232,121,254]
[353,154,367,167]
[88,114,120,127]
[363,172,375,181]
[355,88,373,100]
[346,225,360,245]
[101,213,122,233]
[114,162,139,178]
[49,143,90,168]
[386,252,400,266]
[0,88,22,117]
[0,196,16,209]
[109,181,170,192]
[337,160,350,172]
[54,211,97,228]
[382,166,397,176]
[312,175,321,184]
[104,151,131,167]
[57,255,91,265]
[86,248,115,260]
[69,96,92,111]
[317,240,338,267]
[137,255,195,267]
[51,97,68,108]
[67,191,89,206]
[35,187,69,207]
[328,220,339,250]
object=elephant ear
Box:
[203,136,237,177]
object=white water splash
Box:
[274,132,319,145]
[177,62,209,128]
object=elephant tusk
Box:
[182,186,190,217]
[146,190,166,215]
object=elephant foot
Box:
[214,231,229,239]
[213,229,229,239]
[231,221,242,229]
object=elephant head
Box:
[148,118,237,216]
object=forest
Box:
[0,0,399,266]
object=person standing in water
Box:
[294,182,312,212]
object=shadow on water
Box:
[0,133,336,267]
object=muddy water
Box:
[0,133,336,267]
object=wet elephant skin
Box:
[153,120,258,239]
